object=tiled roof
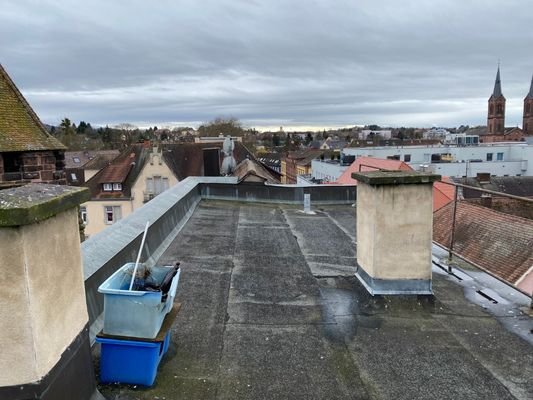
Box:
[453,176,533,198]
[433,176,455,211]
[433,201,533,288]
[234,159,279,183]
[64,150,119,169]
[96,152,136,184]
[335,157,412,184]
[162,142,254,180]
[85,144,150,199]
[0,64,65,152]
[83,150,121,171]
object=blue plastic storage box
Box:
[96,331,170,386]
[98,263,180,338]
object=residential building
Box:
[308,159,349,183]
[0,64,66,187]
[233,158,280,184]
[195,134,242,143]
[423,127,449,139]
[64,150,119,185]
[257,152,282,174]
[82,142,255,236]
[359,129,392,140]
[319,137,347,151]
[451,175,533,219]
[443,133,479,146]
[281,149,324,184]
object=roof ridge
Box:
[0,64,65,151]
[456,200,533,225]
[0,64,64,148]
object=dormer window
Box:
[103,183,113,191]
[113,183,122,191]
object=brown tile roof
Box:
[433,201,533,286]
[85,144,150,199]
[162,142,254,180]
[453,176,533,198]
[288,149,324,166]
[234,159,280,183]
[96,152,136,184]
[0,64,65,152]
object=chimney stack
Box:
[352,171,440,295]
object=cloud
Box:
[1,0,532,129]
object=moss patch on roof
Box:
[0,64,65,152]
[0,184,89,226]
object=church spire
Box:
[527,74,533,99]
[492,66,503,98]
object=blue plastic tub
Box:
[96,331,171,386]
[98,263,180,338]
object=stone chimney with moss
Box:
[0,184,103,400]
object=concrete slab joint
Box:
[353,171,439,295]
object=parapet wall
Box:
[82,178,356,340]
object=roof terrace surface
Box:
[99,201,532,400]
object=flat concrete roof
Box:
[98,201,532,400]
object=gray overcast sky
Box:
[1,0,532,131]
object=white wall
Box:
[342,143,533,177]
[311,160,347,182]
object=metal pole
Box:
[447,185,459,273]
[129,221,150,291]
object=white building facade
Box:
[338,143,533,178]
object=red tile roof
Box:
[0,64,65,152]
[433,201,533,289]
[335,157,413,184]
[433,176,455,212]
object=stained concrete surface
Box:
[98,201,532,400]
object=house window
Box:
[113,183,122,191]
[104,206,122,224]
[71,173,78,182]
[80,206,87,224]
[486,153,493,161]
[103,183,113,191]
[496,152,503,161]
[404,154,411,162]
[73,157,81,164]
[146,177,154,194]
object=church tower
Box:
[523,74,533,135]
[487,67,506,135]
